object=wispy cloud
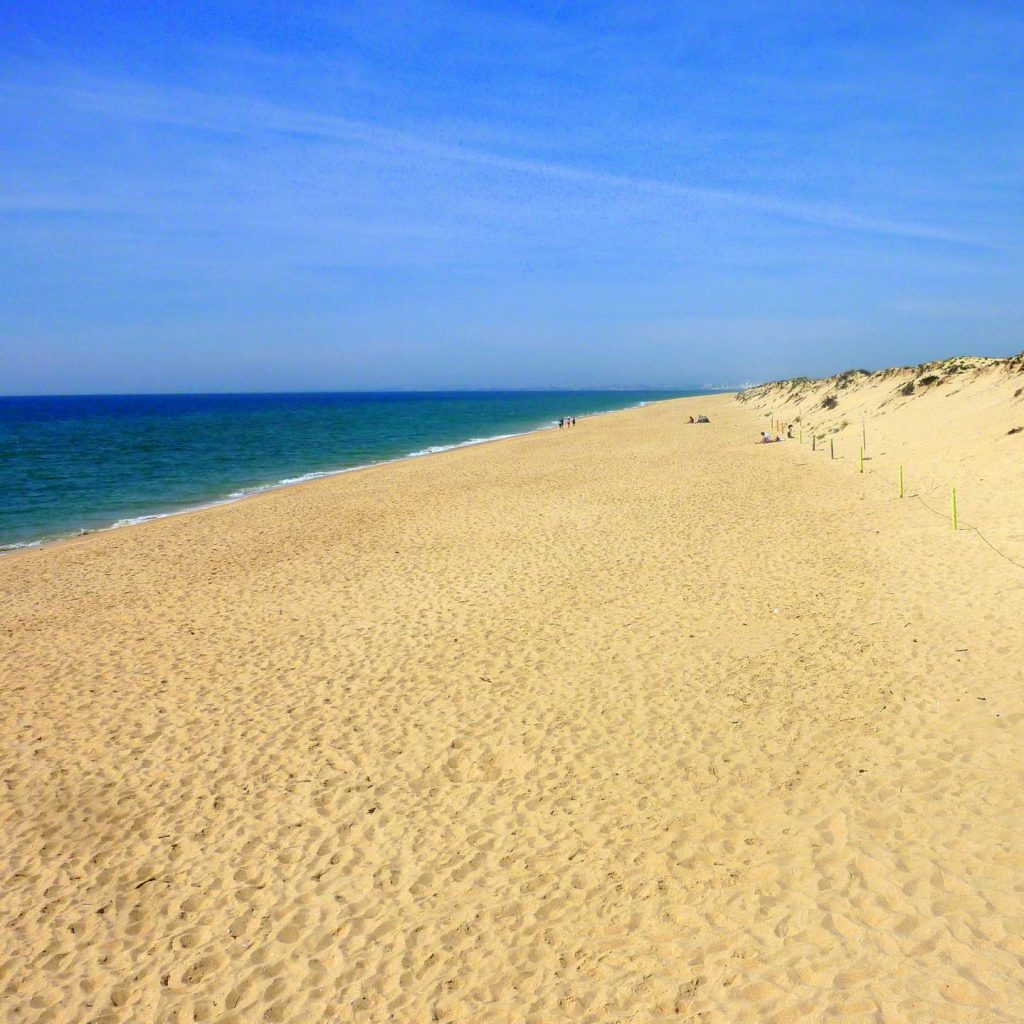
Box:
[26,74,991,250]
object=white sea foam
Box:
[1,528,89,552]
[0,539,42,552]
[405,432,521,458]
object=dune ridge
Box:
[2,391,1022,1023]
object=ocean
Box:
[0,390,700,551]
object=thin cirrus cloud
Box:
[35,75,991,251]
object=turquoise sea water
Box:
[0,390,701,551]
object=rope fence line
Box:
[907,493,1024,573]
[769,412,1024,574]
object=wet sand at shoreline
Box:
[2,392,1022,1023]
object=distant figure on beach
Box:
[787,424,794,439]
[558,418,564,429]
[572,417,576,426]
[760,432,781,444]
[696,415,710,424]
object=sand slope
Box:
[740,354,1024,567]
[2,393,1022,1023]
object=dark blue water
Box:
[0,391,700,550]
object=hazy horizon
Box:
[3,385,719,399]
[3,2,1022,395]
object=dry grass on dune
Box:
[2,392,1023,1024]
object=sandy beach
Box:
[2,389,1022,1023]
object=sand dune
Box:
[2,390,1022,1022]
[740,353,1024,567]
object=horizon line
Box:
[0,386,724,400]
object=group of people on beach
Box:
[759,424,794,444]
[558,417,576,429]
[683,409,794,444]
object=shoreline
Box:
[1,394,701,558]
[0,427,537,557]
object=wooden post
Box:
[859,447,864,473]
[898,465,904,498]
[951,488,958,530]
[830,438,834,460]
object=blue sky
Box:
[2,1,1022,393]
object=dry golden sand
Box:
[2,391,1023,1024]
